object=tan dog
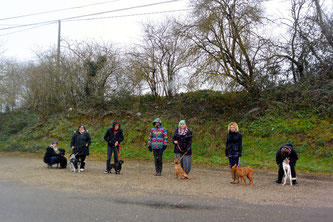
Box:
[231,164,254,185]
[174,158,192,179]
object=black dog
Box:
[109,160,124,174]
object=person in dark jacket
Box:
[43,141,67,168]
[275,144,299,185]
[173,120,192,174]
[70,125,91,172]
[225,122,242,184]
[103,121,124,174]
[148,118,168,176]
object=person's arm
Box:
[163,128,168,146]
[70,133,76,148]
[225,134,229,156]
[173,130,177,144]
[86,133,91,146]
[238,133,243,157]
[148,129,153,146]
[290,148,298,166]
[186,130,192,152]
[104,129,109,142]
[118,129,124,143]
[276,149,282,165]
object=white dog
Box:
[282,158,292,186]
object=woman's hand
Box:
[174,141,178,144]
[72,146,74,149]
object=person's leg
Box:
[158,149,163,174]
[80,155,86,169]
[276,165,284,183]
[291,164,298,185]
[106,146,112,172]
[153,149,159,175]
[114,147,119,163]
[49,156,57,166]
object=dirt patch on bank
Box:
[0,154,332,208]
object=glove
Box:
[162,145,167,151]
[148,146,152,152]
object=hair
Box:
[228,122,239,132]
[281,146,291,157]
[77,125,86,133]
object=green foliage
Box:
[0,91,332,174]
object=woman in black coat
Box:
[70,125,91,171]
[103,121,124,174]
[173,120,192,174]
[225,122,242,184]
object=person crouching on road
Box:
[43,141,67,168]
[104,121,124,174]
[275,144,299,185]
[148,118,168,176]
[70,125,91,172]
[225,122,242,184]
[173,120,193,175]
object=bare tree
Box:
[128,19,193,98]
[185,0,273,96]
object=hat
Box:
[178,120,186,127]
[52,141,58,145]
[153,118,161,125]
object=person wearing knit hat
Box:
[43,141,67,168]
[173,120,193,175]
[148,118,168,176]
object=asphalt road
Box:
[0,181,332,222]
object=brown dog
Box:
[174,158,192,179]
[231,164,254,185]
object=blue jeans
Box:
[49,156,57,166]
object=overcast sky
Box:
[0,0,191,61]
[1,0,325,62]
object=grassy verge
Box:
[0,111,332,174]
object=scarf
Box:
[178,127,188,136]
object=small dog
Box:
[231,164,254,185]
[174,158,192,179]
[109,160,124,174]
[282,158,292,186]
[69,153,79,173]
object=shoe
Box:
[292,180,298,186]
[154,173,159,176]
[80,169,84,172]
[104,170,110,174]
[48,165,52,168]
[158,172,161,176]
[274,180,282,184]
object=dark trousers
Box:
[78,155,86,169]
[278,164,297,181]
[153,149,163,173]
[106,146,119,171]
[228,156,240,168]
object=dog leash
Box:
[115,144,122,157]
[177,143,183,152]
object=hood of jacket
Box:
[112,121,121,130]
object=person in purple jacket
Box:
[148,118,168,176]
[173,120,193,175]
